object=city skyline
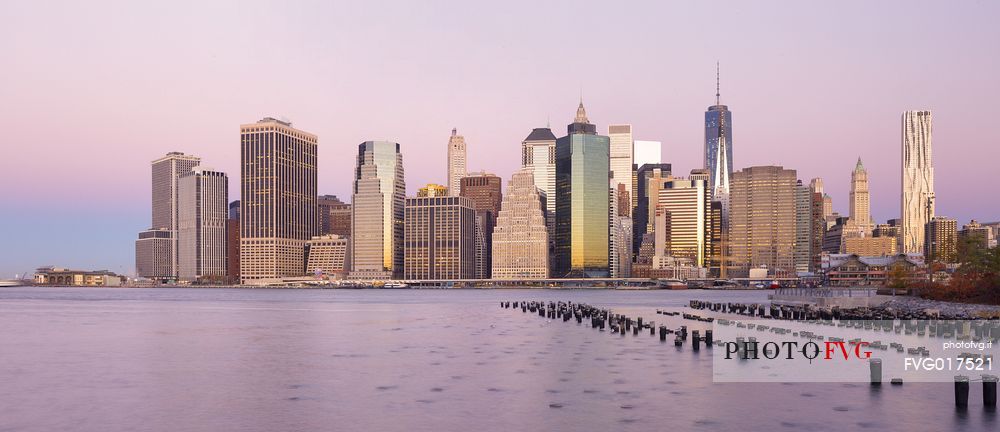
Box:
[2,1,1000,276]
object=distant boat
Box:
[0,279,26,287]
[663,281,688,290]
[382,282,410,289]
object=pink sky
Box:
[1,0,998,276]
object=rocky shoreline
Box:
[877,297,1000,319]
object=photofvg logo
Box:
[712,319,999,383]
[723,339,873,361]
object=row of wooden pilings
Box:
[500,301,713,349]
[502,300,998,409]
[688,300,1000,342]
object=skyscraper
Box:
[446,128,467,196]
[177,167,228,282]
[460,172,503,279]
[705,64,734,207]
[521,127,557,245]
[901,110,935,254]
[808,180,825,272]
[492,168,549,279]
[318,195,352,237]
[729,166,798,278]
[351,141,405,279]
[554,101,611,278]
[608,124,634,190]
[845,158,874,238]
[226,200,240,284]
[794,180,812,273]
[136,152,200,281]
[633,163,671,254]
[655,177,711,268]
[240,118,318,284]
[403,196,476,280]
[610,182,632,278]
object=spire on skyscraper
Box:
[574,100,589,124]
[855,157,865,172]
[716,61,721,106]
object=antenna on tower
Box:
[715,62,721,106]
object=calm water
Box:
[0,287,994,431]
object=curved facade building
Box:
[900,110,934,254]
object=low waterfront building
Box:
[649,256,707,280]
[135,228,173,283]
[305,235,350,278]
[822,254,925,286]
[34,267,123,286]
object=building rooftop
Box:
[524,128,557,142]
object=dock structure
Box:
[768,287,890,308]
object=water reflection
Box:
[0,287,994,431]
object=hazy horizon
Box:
[2,0,998,277]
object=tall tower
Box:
[521,126,558,254]
[729,166,798,278]
[178,167,229,282]
[351,141,405,279]
[239,118,318,284]
[447,128,467,196]
[846,157,873,237]
[460,172,503,279]
[900,110,934,254]
[705,63,734,207]
[554,101,610,278]
[136,152,200,282]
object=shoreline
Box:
[7,285,1000,311]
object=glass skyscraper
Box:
[351,141,405,279]
[554,102,610,278]
[705,65,733,205]
[704,105,733,201]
